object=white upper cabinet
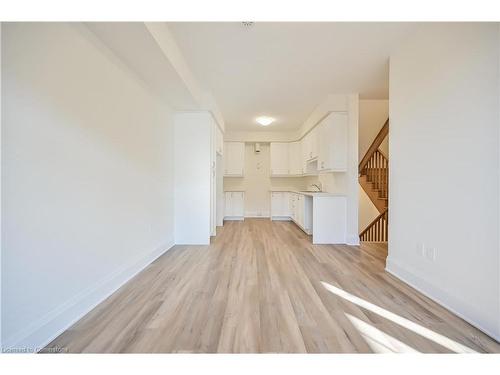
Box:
[317,112,348,172]
[224,142,245,176]
[270,142,290,176]
[289,141,303,175]
[310,126,319,160]
[303,127,319,161]
[215,126,223,156]
[267,113,347,176]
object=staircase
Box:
[359,119,389,242]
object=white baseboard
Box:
[386,257,500,343]
[270,216,291,221]
[2,241,175,353]
[223,216,244,221]
[244,211,270,218]
[346,234,360,246]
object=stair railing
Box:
[359,118,389,242]
[359,118,389,174]
[363,149,388,199]
[359,208,388,242]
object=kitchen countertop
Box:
[269,189,346,197]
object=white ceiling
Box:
[168,22,417,131]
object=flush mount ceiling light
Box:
[241,22,254,27]
[256,116,275,126]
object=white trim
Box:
[346,234,360,246]
[223,216,244,221]
[386,257,500,343]
[270,216,291,221]
[245,211,270,219]
[2,241,175,352]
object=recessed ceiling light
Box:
[256,116,275,126]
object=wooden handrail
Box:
[359,118,389,174]
[360,208,388,242]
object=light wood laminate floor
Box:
[45,219,500,353]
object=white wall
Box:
[174,112,212,244]
[388,23,500,340]
[1,23,175,350]
[359,186,380,232]
[359,99,389,160]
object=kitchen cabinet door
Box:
[225,192,244,218]
[296,194,304,227]
[224,142,245,176]
[270,143,290,176]
[309,126,319,160]
[282,192,291,216]
[289,141,302,175]
[289,193,296,221]
[271,192,282,216]
[317,112,348,172]
[329,112,348,171]
[317,118,329,171]
[232,192,244,217]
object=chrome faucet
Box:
[311,183,322,192]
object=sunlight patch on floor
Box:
[321,281,476,353]
[345,314,419,353]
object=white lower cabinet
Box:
[283,192,312,234]
[294,194,312,234]
[224,191,244,220]
[270,192,291,219]
[271,191,346,243]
